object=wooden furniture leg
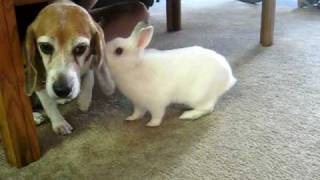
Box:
[0,0,40,167]
[260,0,276,47]
[166,0,181,32]
[298,0,305,8]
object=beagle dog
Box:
[24,0,115,135]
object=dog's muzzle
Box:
[52,74,74,99]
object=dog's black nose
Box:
[52,76,73,98]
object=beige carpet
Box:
[1,0,320,179]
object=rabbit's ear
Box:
[130,21,148,38]
[136,26,154,49]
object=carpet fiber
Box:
[1,0,320,179]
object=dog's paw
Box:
[52,120,73,135]
[33,112,46,125]
[77,97,91,112]
[78,102,90,112]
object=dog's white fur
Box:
[105,22,236,127]
[77,70,95,111]
[36,89,74,134]
[25,1,114,135]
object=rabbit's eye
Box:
[114,47,123,56]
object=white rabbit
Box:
[105,22,236,127]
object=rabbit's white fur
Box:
[105,22,236,127]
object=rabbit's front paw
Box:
[146,119,162,127]
[126,108,146,121]
[126,115,139,121]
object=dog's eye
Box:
[114,47,123,56]
[73,44,87,56]
[39,43,54,55]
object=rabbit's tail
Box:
[226,75,237,90]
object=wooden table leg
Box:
[0,0,40,167]
[260,0,276,47]
[298,0,305,8]
[166,0,181,32]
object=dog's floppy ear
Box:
[91,22,115,96]
[91,22,106,68]
[24,25,46,96]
